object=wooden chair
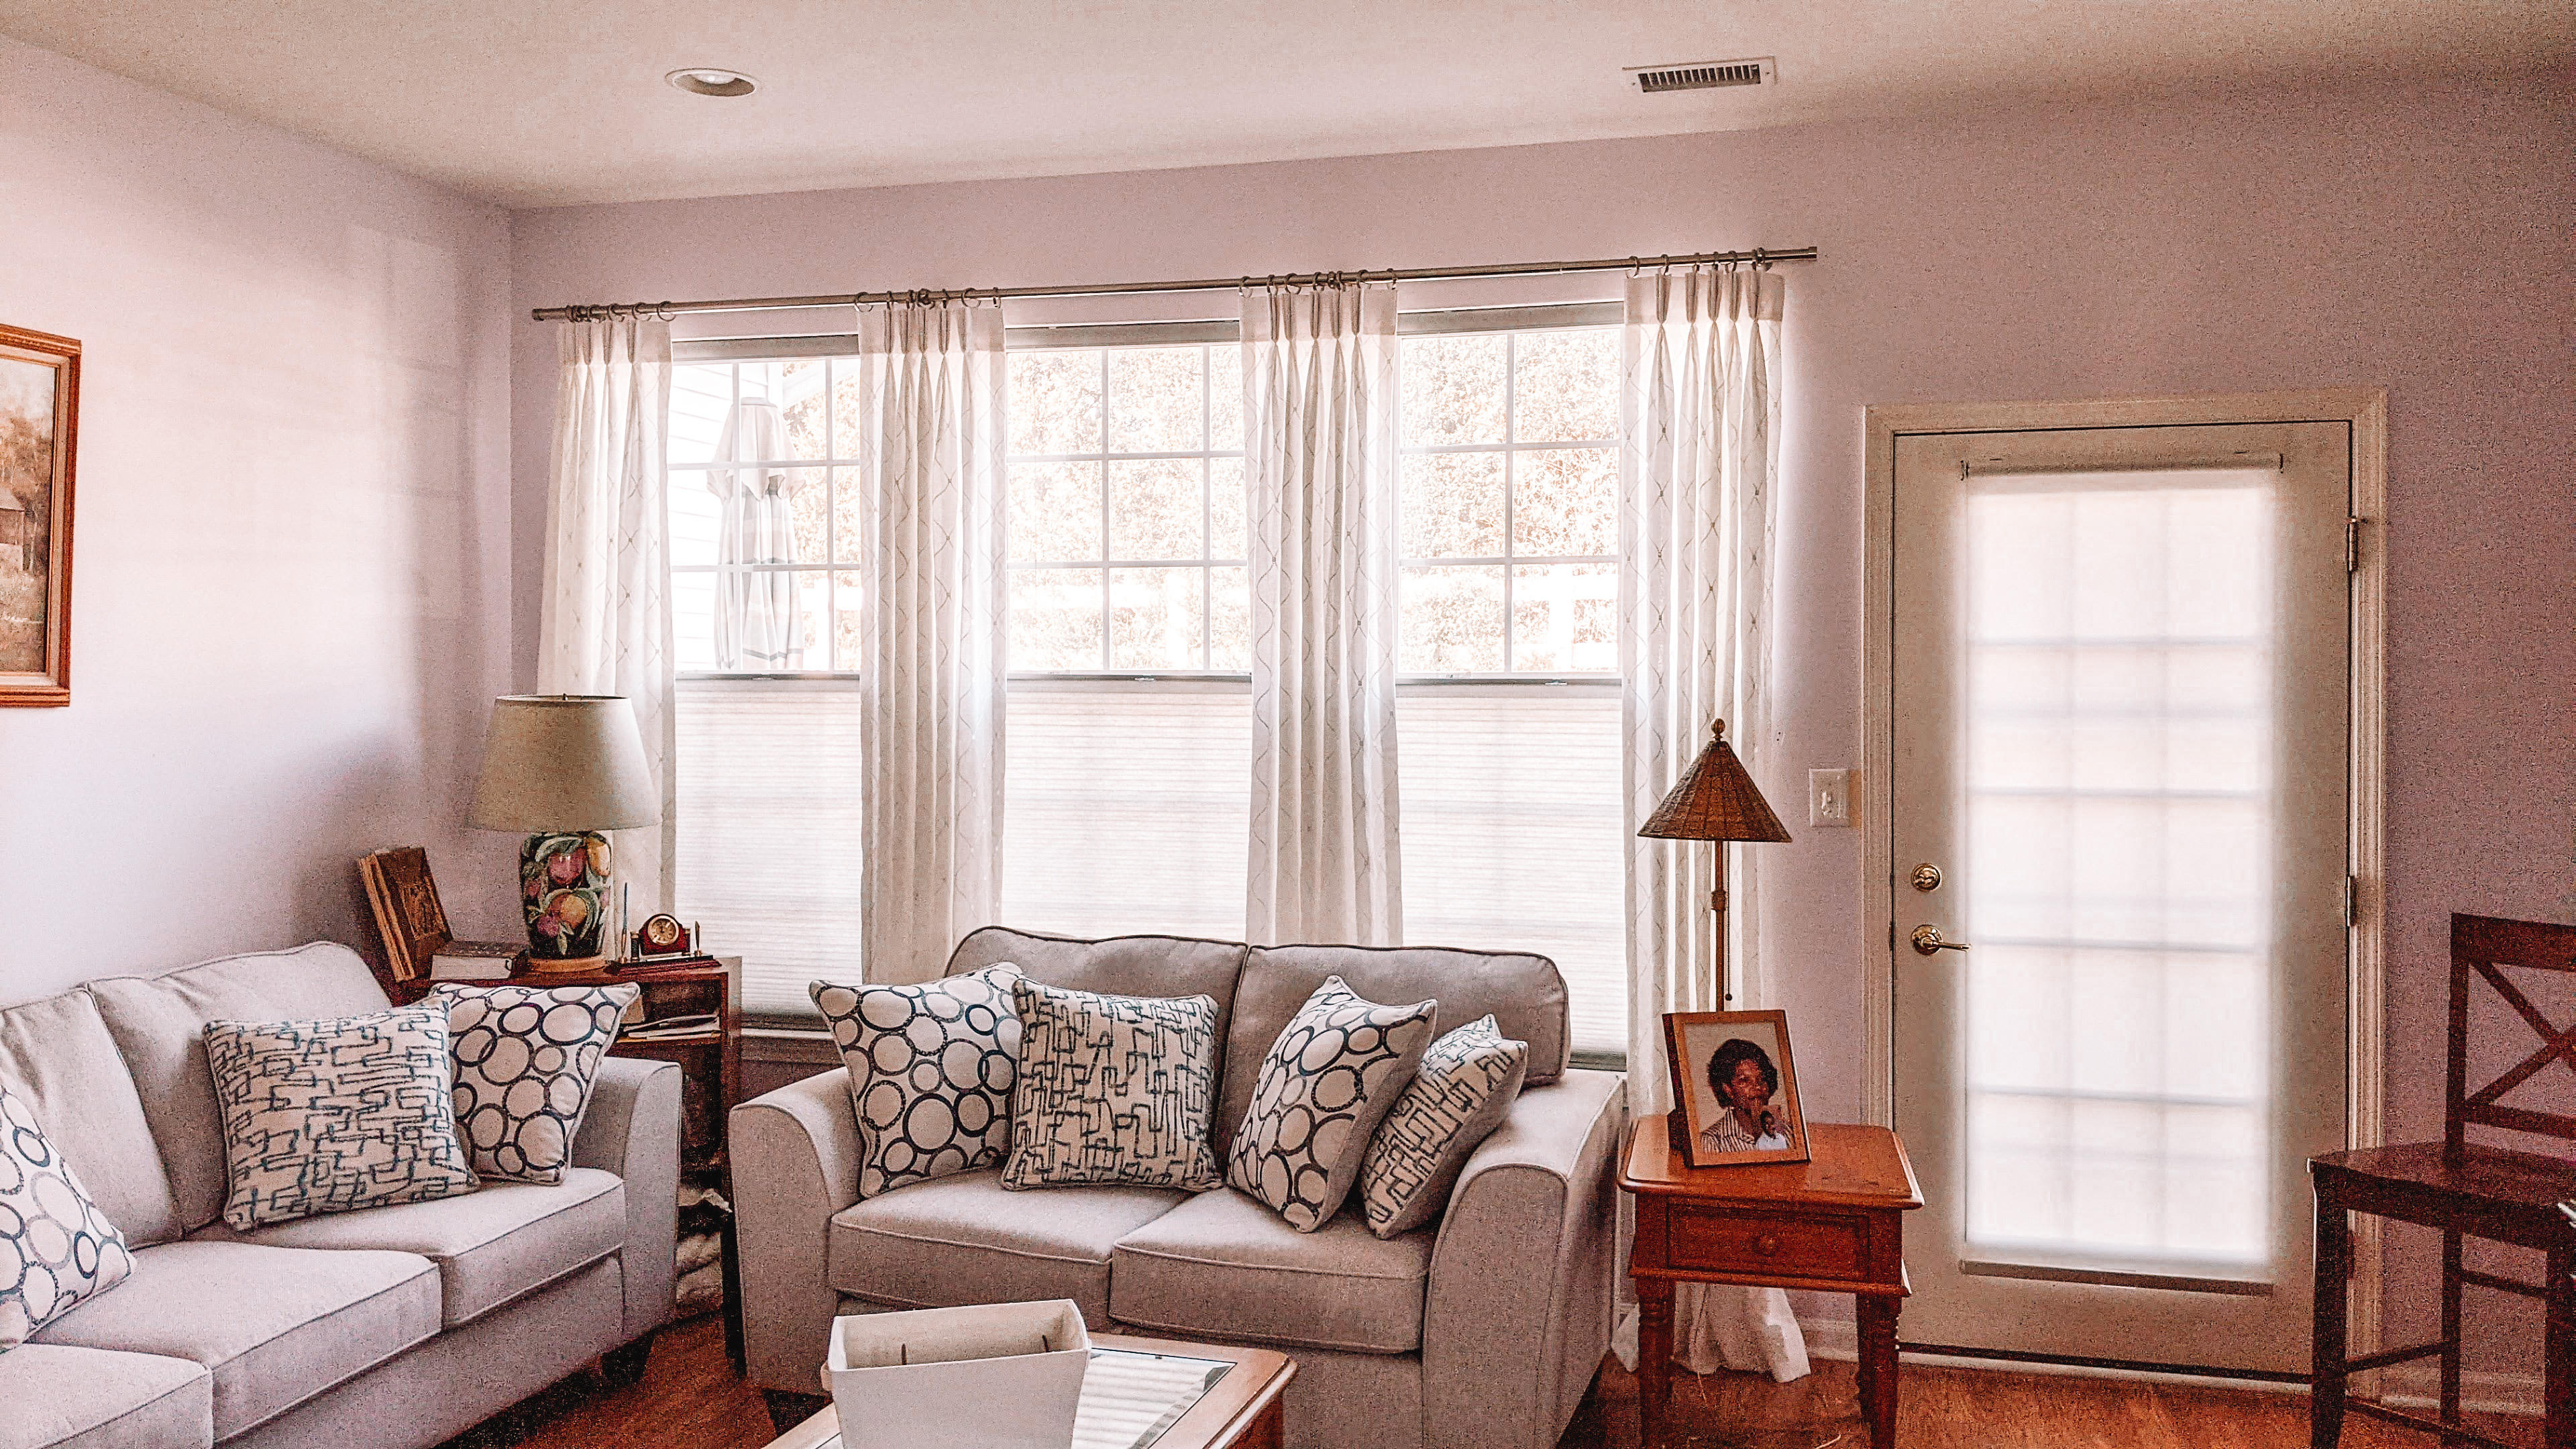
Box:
[2311,913,2576,1448]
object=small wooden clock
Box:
[631,912,696,959]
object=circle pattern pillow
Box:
[433,982,639,1185]
[1225,975,1437,1232]
[0,1080,134,1348]
[812,965,1024,1198]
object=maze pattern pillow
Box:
[1356,1014,1529,1238]
[0,1080,136,1348]
[812,965,1024,1198]
[1003,978,1222,1192]
[432,982,637,1185]
[206,1004,480,1230]
[1226,976,1437,1232]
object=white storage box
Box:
[824,1300,1091,1449]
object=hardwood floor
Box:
[451,1312,2530,1449]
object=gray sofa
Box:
[0,943,680,1449]
[732,927,1629,1449]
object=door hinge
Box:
[2341,874,2357,926]
[2345,517,2361,574]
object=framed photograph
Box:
[0,323,76,707]
[1663,1009,1809,1169]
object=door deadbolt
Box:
[1909,862,1943,892]
[1910,925,1971,955]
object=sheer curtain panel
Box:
[1614,267,1809,1381]
[1242,282,1405,946]
[854,299,1009,984]
[539,314,677,908]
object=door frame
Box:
[1859,388,2389,1365]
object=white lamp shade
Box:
[467,695,660,833]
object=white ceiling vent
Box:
[1627,58,1775,94]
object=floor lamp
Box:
[1638,718,1792,1008]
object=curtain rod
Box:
[528,246,1819,322]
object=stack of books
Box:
[358,847,525,985]
[622,1012,719,1042]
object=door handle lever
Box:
[1910,925,1971,956]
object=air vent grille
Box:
[1631,58,1772,93]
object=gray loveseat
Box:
[0,943,680,1449]
[733,927,1629,1449]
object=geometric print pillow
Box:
[205,1004,480,1230]
[1002,977,1223,1193]
[1355,1014,1527,1238]
[0,1079,136,1350]
[1226,976,1438,1232]
[431,982,638,1185]
[810,965,1024,1199]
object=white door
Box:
[1888,420,2351,1371]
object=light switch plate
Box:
[1809,768,1852,827]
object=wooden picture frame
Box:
[0,323,76,707]
[1663,1009,1810,1168]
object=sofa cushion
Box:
[1225,976,1437,1232]
[0,1344,211,1449]
[1220,944,1566,1157]
[432,981,637,1185]
[1358,1014,1529,1238]
[947,926,1246,1039]
[205,1004,480,1230]
[193,1167,625,1328]
[1109,1186,1434,1354]
[85,943,392,1232]
[829,1167,1186,1326]
[0,991,180,1248]
[32,1239,439,1440]
[0,1079,136,1347]
[812,965,1023,1199]
[1005,979,1224,1192]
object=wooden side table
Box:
[1621,1118,1923,1449]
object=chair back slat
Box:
[2449,912,2576,1163]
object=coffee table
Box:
[765,1332,1294,1449]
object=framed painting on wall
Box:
[0,323,76,707]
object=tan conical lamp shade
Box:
[1638,718,1790,843]
[466,695,660,833]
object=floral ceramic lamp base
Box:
[520,831,612,973]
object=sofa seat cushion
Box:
[194,1167,625,1328]
[829,1167,1186,1326]
[0,1343,211,1449]
[1109,1187,1434,1354]
[31,1240,439,1439]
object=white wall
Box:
[0,36,520,1002]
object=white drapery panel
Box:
[1611,267,1809,1382]
[854,299,1009,984]
[539,314,676,910]
[1242,282,1404,946]
[710,397,802,669]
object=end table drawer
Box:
[1666,1204,1866,1283]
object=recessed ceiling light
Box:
[666,68,757,98]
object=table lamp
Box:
[1638,718,1792,1007]
[467,694,659,974]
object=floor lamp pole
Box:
[1711,841,1731,1006]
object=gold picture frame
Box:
[0,323,77,707]
[1662,1009,1810,1169]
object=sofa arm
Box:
[572,1055,683,1344]
[1422,1067,1627,1449]
[731,1068,862,1395]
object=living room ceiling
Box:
[2,0,2565,209]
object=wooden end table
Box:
[765,1332,1293,1449]
[1621,1118,1922,1449]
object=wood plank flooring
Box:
[449,1312,2529,1449]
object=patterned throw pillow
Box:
[1227,977,1438,1232]
[1003,978,1222,1192]
[1356,1014,1529,1238]
[205,1004,480,1230]
[811,965,1024,1198]
[0,1080,136,1349]
[432,982,637,1185]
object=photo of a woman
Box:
[1699,1037,1789,1153]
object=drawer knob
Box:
[1756,1234,1780,1256]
